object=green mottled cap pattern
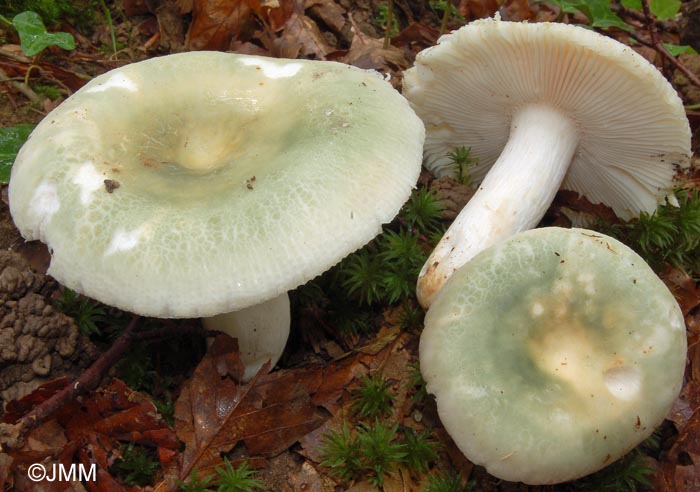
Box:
[9,52,425,317]
[420,227,686,484]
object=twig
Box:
[98,0,118,57]
[1,87,18,111]
[627,29,700,90]
[0,67,42,105]
[383,0,395,49]
[632,0,700,90]
[17,316,141,432]
[0,47,31,63]
[639,0,660,47]
[656,43,700,88]
[439,0,451,36]
[610,4,671,31]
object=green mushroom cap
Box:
[9,52,424,318]
[420,227,686,484]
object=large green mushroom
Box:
[8,52,425,379]
[420,227,686,484]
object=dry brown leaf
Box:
[500,0,534,21]
[185,0,254,50]
[339,29,408,72]
[307,0,347,34]
[299,332,416,467]
[458,0,499,20]
[174,336,252,478]
[121,0,150,16]
[288,460,336,492]
[391,22,439,50]
[6,379,176,492]
[663,268,700,316]
[249,0,297,32]
[272,11,333,59]
[175,335,329,481]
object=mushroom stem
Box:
[202,292,290,382]
[417,103,579,308]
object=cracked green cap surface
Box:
[420,227,686,484]
[9,52,424,317]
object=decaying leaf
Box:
[249,0,297,32]
[663,267,700,316]
[307,0,347,34]
[4,378,177,492]
[185,0,255,50]
[270,11,334,59]
[174,335,329,479]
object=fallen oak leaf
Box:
[176,335,404,481]
[212,390,323,457]
[174,335,264,479]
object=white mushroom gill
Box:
[417,104,579,307]
[405,19,691,308]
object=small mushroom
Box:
[403,18,692,307]
[9,52,425,379]
[420,227,687,484]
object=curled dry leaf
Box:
[250,0,297,32]
[307,0,347,34]
[3,378,177,492]
[185,0,254,50]
[338,26,409,72]
[271,11,333,59]
[663,267,700,316]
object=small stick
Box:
[383,0,395,49]
[627,30,700,90]
[17,316,141,431]
[0,67,42,105]
[439,0,451,36]
[639,0,660,46]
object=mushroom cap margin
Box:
[9,52,425,317]
[419,227,686,484]
[403,19,691,220]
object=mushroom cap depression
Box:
[420,227,687,484]
[404,18,691,220]
[9,52,425,317]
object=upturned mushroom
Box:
[403,17,692,307]
[420,227,687,484]
[9,52,425,380]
